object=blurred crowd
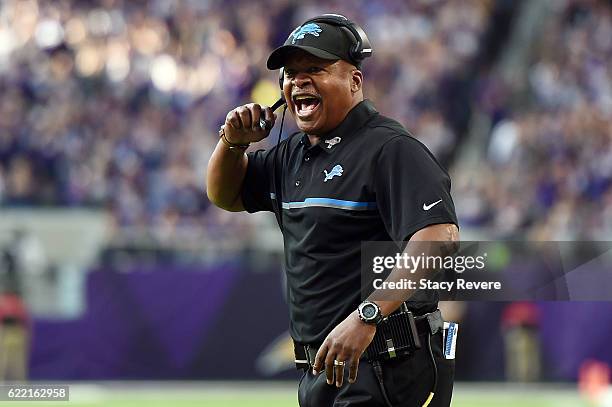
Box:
[456,0,612,239]
[0,0,608,241]
[0,0,492,239]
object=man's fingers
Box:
[250,104,262,130]
[325,350,336,385]
[225,104,276,136]
[236,106,252,129]
[312,343,328,375]
[262,107,276,128]
[334,350,354,387]
[226,110,242,129]
[335,360,345,388]
[348,355,360,384]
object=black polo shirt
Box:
[241,100,457,345]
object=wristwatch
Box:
[358,301,383,325]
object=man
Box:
[207,14,459,407]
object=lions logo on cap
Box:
[291,23,323,44]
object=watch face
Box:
[362,304,377,319]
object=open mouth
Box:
[292,94,321,117]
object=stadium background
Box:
[0,0,610,405]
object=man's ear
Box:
[351,69,363,93]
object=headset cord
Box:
[423,332,438,407]
[372,360,395,407]
[372,333,438,407]
[271,105,288,231]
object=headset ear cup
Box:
[342,25,362,63]
[302,15,371,67]
[351,23,372,61]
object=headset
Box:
[259,14,372,130]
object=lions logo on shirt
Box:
[291,23,323,44]
[324,164,343,182]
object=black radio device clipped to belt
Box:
[366,304,421,362]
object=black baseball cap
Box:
[267,21,359,70]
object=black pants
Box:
[297,331,454,407]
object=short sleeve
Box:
[241,148,276,213]
[374,135,458,242]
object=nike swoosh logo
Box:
[423,199,442,211]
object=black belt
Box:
[294,309,443,370]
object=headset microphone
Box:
[258,96,286,130]
[259,67,287,131]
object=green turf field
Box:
[0,382,587,407]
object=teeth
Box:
[294,95,317,101]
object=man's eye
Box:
[307,67,322,73]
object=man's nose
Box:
[292,73,312,88]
